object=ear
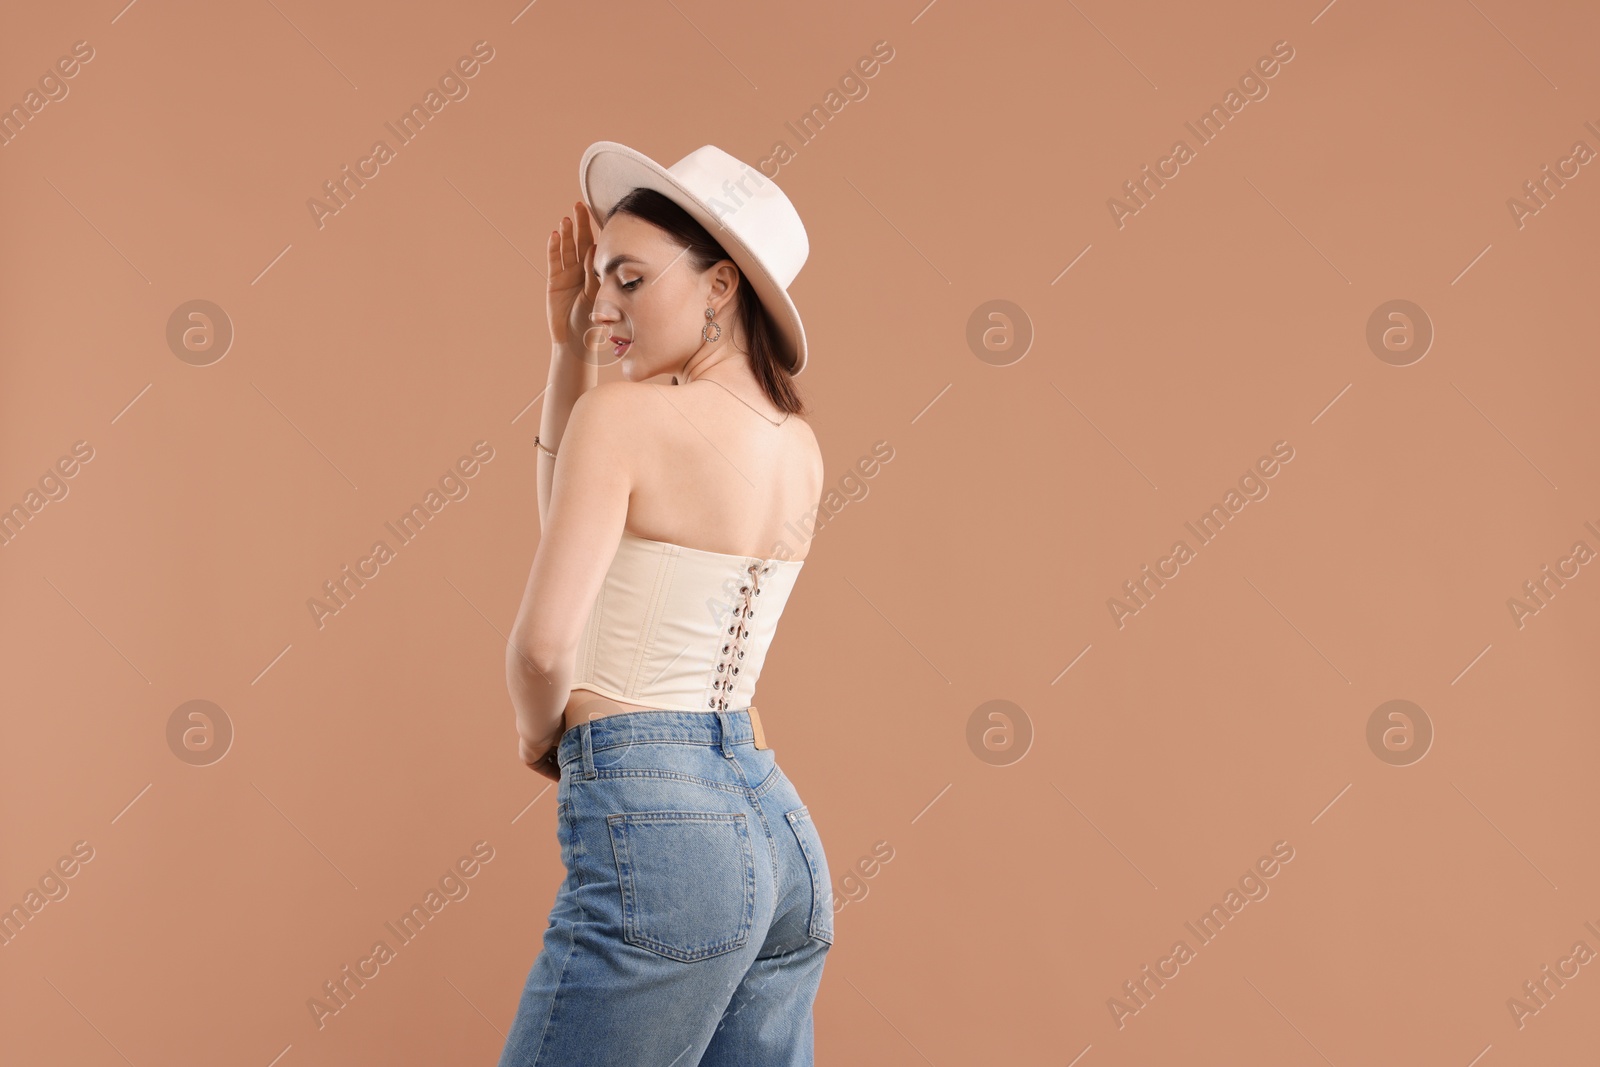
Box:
[709,260,741,303]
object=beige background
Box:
[4,0,1599,1063]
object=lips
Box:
[611,337,632,356]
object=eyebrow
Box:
[594,254,646,279]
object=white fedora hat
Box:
[579,141,810,376]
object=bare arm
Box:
[509,385,633,761]
[536,346,597,527]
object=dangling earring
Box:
[702,304,722,343]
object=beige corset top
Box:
[568,531,805,712]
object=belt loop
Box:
[715,711,735,758]
[580,722,597,779]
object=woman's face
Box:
[588,212,735,382]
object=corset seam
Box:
[623,541,677,699]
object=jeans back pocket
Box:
[606,810,756,962]
[785,806,834,945]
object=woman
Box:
[496,142,834,1066]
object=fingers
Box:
[573,202,595,287]
[545,203,596,299]
[574,200,596,245]
[524,750,560,781]
[519,735,560,774]
[559,213,575,272]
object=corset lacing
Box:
[709,558,773,710]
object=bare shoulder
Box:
[794,414,825,490]
[569,381,654,440]
[558,383,647,471]
[577,379,650,414]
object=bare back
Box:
[623,380,824,562]
[563,377,822,728]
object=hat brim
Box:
[579,141,807,376]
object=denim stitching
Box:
[753,763,783,798]
[720,752,781,894]
[581,767,754,796]
[786,806,834,945]
[576,729,758,773]
[563,798,587,889]
[587,735,753,755]
[580,724,596,780]
[605,811,755,962]
[607,810,751,823]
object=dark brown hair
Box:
[606,187,806,417]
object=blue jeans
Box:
[497,709,834,1066]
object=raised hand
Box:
[546,200,600,348]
